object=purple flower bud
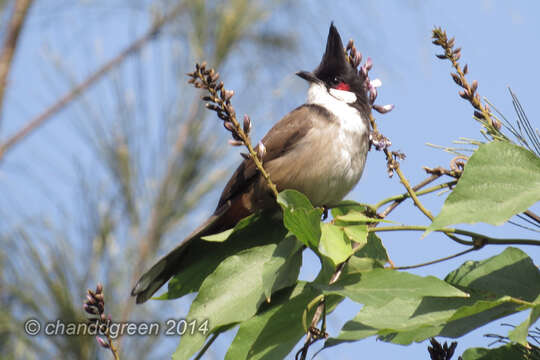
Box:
[365,57,373,71]
[224,90,234,102]
[360,66,367,77]
[84,304,98,315]
[373,104,394,114]
[223,121,235,132]
[243,114,251,134]
[369,131,392,151]
[471,80,478,93]
[257,142,266,160]
[228,139,243,147]
[96,336,110,349]
[354,51,362,67]
[369,87,377,104]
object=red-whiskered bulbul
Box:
[132,23,371,304]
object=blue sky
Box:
[1,1,538,359]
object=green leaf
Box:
[326,297,455,346]
[201,228,234,242]
[162,211,287,300]
[354,232,389,265]
[226,282,343,360]
[261,236,303,301]
[461,344,533,360]
[173,243,283,359]
[445,247,540,302]
[277,190,322,248]
[330,200,369,218]
[327,248,540,347]
[327,295,522,347]
[428,141,540,234]
[345,256,384,273]
[508,300,540,345]
[318,223,353,266]
[316,268,467,307]
[343,224,368,244]
[336,211,394,224]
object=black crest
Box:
[314,23,357,85]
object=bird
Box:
[131,23,371,304]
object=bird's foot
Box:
[322,205,329,220]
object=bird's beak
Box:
[296,71,320,83]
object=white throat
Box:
[305,82,366,133]
[306,82,357,106]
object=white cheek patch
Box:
[329,88,357,103]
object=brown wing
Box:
[216,104,332,209]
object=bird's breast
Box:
[267,102,369,207]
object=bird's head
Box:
[297,23,368,108]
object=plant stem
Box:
[375,179,456,211]
[394,247,476,270]
[372,225,540,246]
[106,331,120,360]
[524,210,540,225]
[0,0,34,129]
[194,333,219,360]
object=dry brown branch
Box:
[0,1,188,162]
[0,0,34,127]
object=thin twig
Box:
[372,225,540,246]
[188,62,279,197]
[432,27,506,141]
[524,210,540,225]
[194,333,219,360]
[394,247,476,270]
[0,1,188,162]
[377,178,457,216]
[0,0,34,128]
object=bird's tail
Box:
[131,199,251,304]
[131,205,229,303]
[130,237,193,304]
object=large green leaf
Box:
[330,200,369,218]
[261,236,303,301]
[326,248,540,347]
[428,141,540,233]
[509,302,540,345]
[461,344,535,360]
[277,190,322,248]
[342,224,368,245]
[225,282,343,360]
[445,247,540,302]
[161,211,287,300]
[318,223,353,266]
[316,268,467,306]
[173,243,289,359]
[315,230,387,284]
[326,295,526,347]
[354,232,389,266]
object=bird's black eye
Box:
[333,76,339,84]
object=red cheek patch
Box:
[336,82,350,91]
